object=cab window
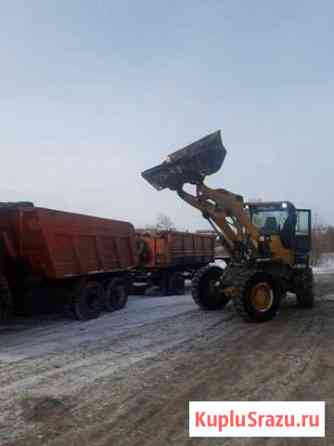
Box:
[251,209,289,235]
[296,210,310,236]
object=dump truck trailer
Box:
[133,230,216,295]
[0,202,137,321]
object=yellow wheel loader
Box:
[142,131,313,322]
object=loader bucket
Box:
[141,130,226,190]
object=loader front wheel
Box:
[192,265,229,310]
[234,273,281,322]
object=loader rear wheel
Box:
[192,265,229,310]
[295,267,314,308]
[103,278,128,312]
[234,273,281,322]
[73,281,103,321]
[0,275,13,322]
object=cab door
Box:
[295,209,312,265]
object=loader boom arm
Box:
[142,130,263,261]
[177,183,260,260]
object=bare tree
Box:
[156,213,175,231]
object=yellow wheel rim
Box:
[250,282,273,312]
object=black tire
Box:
[73,281,103,321]
[103,278,128,312]
[192,265,229,310]
[167,272,185,296]
[0,275,13,322]
[295,267,314,308]
[234,272,281,322]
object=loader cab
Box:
[246,202,312,265]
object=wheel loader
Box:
[142,131,313,322]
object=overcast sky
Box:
[0,1,333,230]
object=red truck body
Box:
[0,203,137,320]
[0,204,137,279]
[137,231,215,268]
[134,230,216,295]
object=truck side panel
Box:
[169,232,215,265]
[137,231,215,268]
[33,208,138,279]
[21,208,54,277]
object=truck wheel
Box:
[167,272,185,295]
[234,273,281,322]
[73,281,103,321]
[0,275,13,322]
[104,278,128,311]
[192,265,229,310]
[295,267,314,308]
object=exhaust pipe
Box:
[141,130,226,191]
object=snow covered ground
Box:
[0,273,333,446]
[313,253,334,274]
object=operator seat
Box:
[262,217,278,235]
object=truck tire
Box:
[192,265,229,310]
[295,267,314,308]
[104,278,128,312]
[0,275,13,322]
[73,281,103,321]
[234,272,281,322]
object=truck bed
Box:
[0,204,137,280]
[137,230,215,269]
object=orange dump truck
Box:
[134,230,216,295]
[0,202,137,321]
